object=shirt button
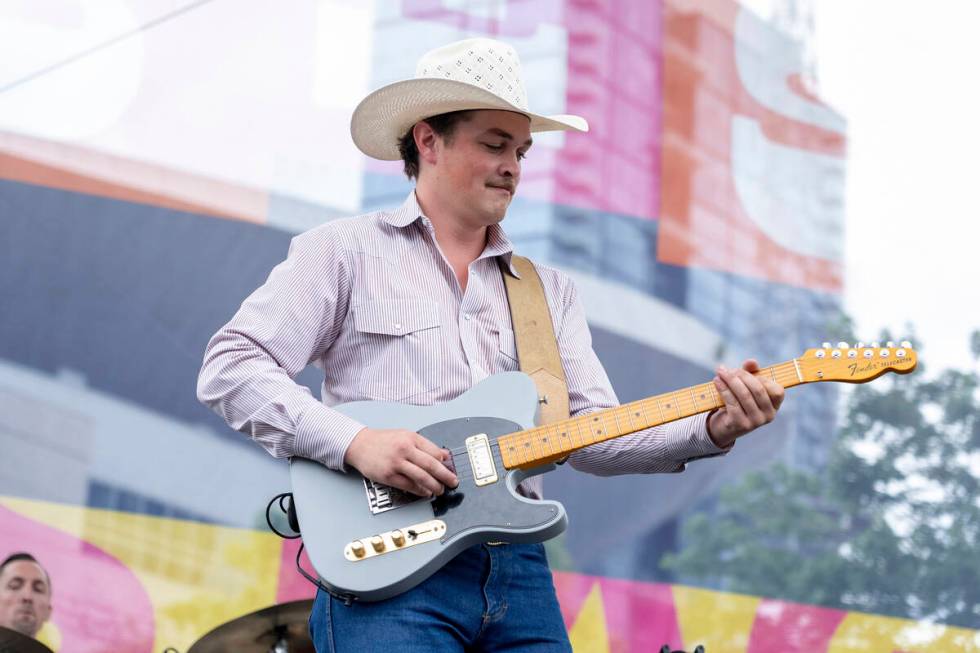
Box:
[394,323,402,330]
[463,314,471,321]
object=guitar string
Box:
[450,365,801,461]
[444,365,803,479]
[434,357,909,484]
[445,365,805,479]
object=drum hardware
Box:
[163,599,314,653]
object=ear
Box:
[413,121,440,168]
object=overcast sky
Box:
[809,1,980,375]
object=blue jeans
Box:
[309,542,571,652]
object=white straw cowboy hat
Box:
[350,38,589,160]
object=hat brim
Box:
[350,78,589,160]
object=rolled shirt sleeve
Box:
[197,230,365,470]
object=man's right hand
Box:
[343,427,459,497]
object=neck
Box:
[415,185,489,269]
[498,360,806,469]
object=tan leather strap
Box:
[499,256,570,425]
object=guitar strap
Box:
[499,255,570,426]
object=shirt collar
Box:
[383,191,521,278]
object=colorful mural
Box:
[4,498,976,652]
[1,0,976,651]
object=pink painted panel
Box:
[0,505,155,653]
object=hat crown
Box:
[415,38,529,111]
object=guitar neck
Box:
[497,360,806,469]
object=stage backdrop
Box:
[1,1,974,651]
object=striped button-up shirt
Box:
[197,192,723,499]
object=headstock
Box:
[798,341,917,383]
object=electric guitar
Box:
[289,342,916,602]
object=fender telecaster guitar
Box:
[290,342,916,602]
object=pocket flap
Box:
[354,299,440,336]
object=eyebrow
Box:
[484,128,533,148]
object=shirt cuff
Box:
[664,412,732,464]
[293,402,366,471]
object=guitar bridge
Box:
[363,478,420,515]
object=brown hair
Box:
[397,110,474,179]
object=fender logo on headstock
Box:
[848,358,907,377]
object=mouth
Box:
[486,184,514,197]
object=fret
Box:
[511,439,523,466]
[695,384,713,410]
[662,393,681,420]
[537,429,551,456]
[690,388,699,412]
[628,403,644,430]
[656,398,666,423]
[625,404,637,431]
[588,415,602,441]
[558,425,572,454]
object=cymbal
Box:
[0,627,53,653]
[187,599,314,653]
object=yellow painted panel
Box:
[2,496,284,653]
[829,612,980,653]
[672,585,759,653]
[568,581,610,653]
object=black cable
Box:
[1,0,220,95]
[265,492,301,540]
[294,542,354,605]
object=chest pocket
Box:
[352,299,443,402]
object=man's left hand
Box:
[707,359,785,449]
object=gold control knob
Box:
[370,535,385,553]
[391,530,405,547]
[350,541,366,558]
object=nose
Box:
[498,152,521,180]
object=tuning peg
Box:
[871,342,880,348]
[837,341,849,349]
[822,342,832,349]
[886,341,895,348]
[856,341,866,348]
[901,340,912,348]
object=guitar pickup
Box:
[465,433,498,486]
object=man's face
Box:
[0,561,51,637]
[430,109,532,227]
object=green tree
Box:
[662,332,980,628]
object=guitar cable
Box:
[265,492,357,605]
[265,492,301,539]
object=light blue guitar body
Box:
[289,372,567,602]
